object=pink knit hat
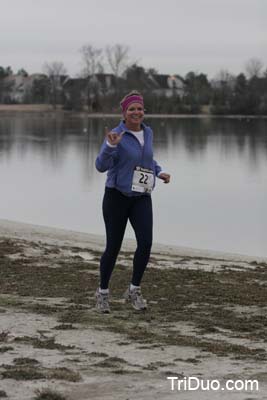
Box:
[120,95,144,113]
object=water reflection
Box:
[150,117,267,163]
[0,113,266,256]
[1,114,266,170]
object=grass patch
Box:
[1,363,81,382]
[174,357,201,364]
[0,346,13,353]
[94,356,128,368]
[58,309,88,324]
[88,351,109,357]
[21,303,62,315]
[112,369,137,374]
[14,335,75,351]
[0,296,24,308]
[0,331,9,342]
[52,323,77,330]
[0,239,23,256]
[34,388,66,400]
[1,237,267,360]
[1,367,44,380]
[13,357,40,366]
[47,367,81,382]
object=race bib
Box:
[132,166,154,193]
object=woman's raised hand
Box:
[105,126,124,146]
[158,172,171,184]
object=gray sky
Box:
[1,0,266,78]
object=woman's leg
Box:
[129,195,153,286]
[100,189,129,289]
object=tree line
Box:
[0,44,266,115]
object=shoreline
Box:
[1,218,266,263]
[0,104,266,118]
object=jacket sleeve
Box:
[95,141,118,172]
[153,159,162,177]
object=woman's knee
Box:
[103,243,121,259]
[137,238,152,253]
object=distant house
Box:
[63,74,128,110]
[62,72,186,110]
[63,73,186,101]
[89,73,123,95]
[1,74,25,103]
[63,77,88,104]
[51,75,69,90]
[148,74,185,98]
[1,74,48,103]
[63,74,123,99]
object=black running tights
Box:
[100,188,153,289]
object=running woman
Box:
[95,91,170,313]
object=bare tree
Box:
[215,69,234,83]
[80,44,104,77]
[43,61,67,108]
[245,58,264,78]
[43,61,67,77]
[80,44,104,111]
[106,44,129,78]
[213,69,235,89]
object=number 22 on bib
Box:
[132,166,154,193]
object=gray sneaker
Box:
[124,287,147,311]
[95,288,110,313]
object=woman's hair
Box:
[120,90,144,113]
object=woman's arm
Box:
[153,160,171,183]
[153,159,162,177]
[95,127,124,172]
[95,141,118,172]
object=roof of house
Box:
[63,77,87,89]
[149,74,169,88]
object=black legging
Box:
[100,188,153,289]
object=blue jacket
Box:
[95,121,162,196]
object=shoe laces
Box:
[101,293,109,304]
[131,288,143,301]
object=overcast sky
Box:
[1,0,266,78]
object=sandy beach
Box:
[0,219,267,399]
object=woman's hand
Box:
[105,126,124,146]
[158,172,171,184]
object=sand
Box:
[0,219,267,400]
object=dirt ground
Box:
[0,220,267,399]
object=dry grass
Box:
[34,388,66,400]
[0,237,267,362]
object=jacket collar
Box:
[117,120,148,133]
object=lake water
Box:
[0,112,266,257]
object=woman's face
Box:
[124,102,144,127]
